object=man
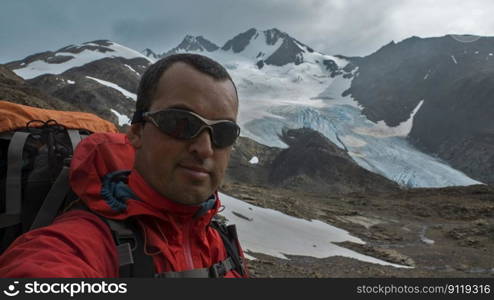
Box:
[0,54,248,278]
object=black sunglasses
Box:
[142,109,240,148]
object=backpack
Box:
[0,100,246,278]
[0,100,118,252]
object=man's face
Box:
[129,62,238,205]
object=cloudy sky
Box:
[1,0,494,63]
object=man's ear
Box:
[127,123,144,149]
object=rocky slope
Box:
[0,65,76,111]
[226,128,399,195]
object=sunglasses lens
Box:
[211,122,240,148]
[150,110,199,139]
[148,110,239,147]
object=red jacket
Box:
[0,133,247,278]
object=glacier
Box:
[213,52,480,187]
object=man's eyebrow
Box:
[166,104,237,122]
[167,104,194,111]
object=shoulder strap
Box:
[29,166,71,230]
[210,219,246,276]
[0,132,30,228]
[154,256,237,278]
[107,218,155,278]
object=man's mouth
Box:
[178,164,211,179]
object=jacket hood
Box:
[69,133,220,223]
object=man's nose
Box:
[188,128,214,158]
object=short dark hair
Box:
[132,53,237,123]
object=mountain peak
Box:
[83,40,113,46]
[263,28,288,45]
[141,48,159,59]
[220,27,314,66]
[220,27,292,54]
[221,28,259,53]
[166,35,219,54]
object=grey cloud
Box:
[2,0,494,62]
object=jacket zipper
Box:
[183,220,194,269]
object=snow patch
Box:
[124,64,140,76]
[220,193,409,268]
[419,226,435,245]
[451,55,458,64]
[67,80,75,84]
[423,70,431,80]
[249,156,259,164]
[353,100,424,138]
[86,76,137,101]
[110,109,130,126]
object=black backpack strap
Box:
[29,165,71,230]
[210,220,247,276]
[0,131,30,228]
[106,219,155,278]
[154,256,237,278]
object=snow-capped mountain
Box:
[221,28,314,67]
[6,40,154,126]
[7,40,153,80]
[4,29,489,187]
[166,35,219,55]
[148,28,342,72]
